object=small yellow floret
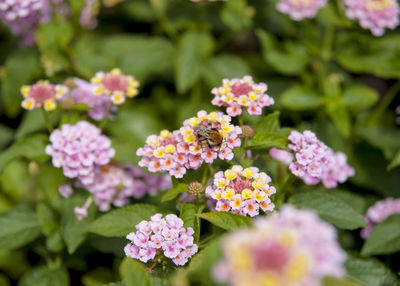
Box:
[224,169,237,180]
[165,144,176,153]
[20,85,31,96]
[241,188,253,199]
[111,92,125,105]
[110,68,122,75]
[160,130,171,138]
[242,168,254,179]
[21,98,35,110]
[208,112,218,121]
[154,147,165,158]
[43,99,56,111]
[222,188,235,200]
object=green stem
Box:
[366,81,400,125]
[321,25,334,62]
[42,109,53,133]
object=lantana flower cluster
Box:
[124,214,198,266]
[285,130,354,188]
[77,163,171,211]
[361,197,400,239]
[21,81,68,111]
[91,68,140,105]
[344,0,399,36]
[213,205,346,286]
[0,0,69,46]
[211,76,274,117]
[276,0,327,21]
[137,111,242,178]
[45,121,115,184]
[205,165,275,217]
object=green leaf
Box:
[82,267,114,286]
[203,54,251,88]
[15,109,60,139]
[220,0,252,31]
[280,85,324,111]
[288,191,367,229]
[175,31,215,93]
[254,111,280,134]
[0,207,41,250]
[323,277,364,286]
[388,149,400,170]
[161,183,188,202]
[342,85,379,112]
[19,266,69,286]
[197,212,252,231]
[0,134,49,174]
[0,159,29,201]
[361,214,400,256]
[257,30,310,75]
[0,124,13,150]
[88,204,165,237]
[0,49,42,117]
[356,126,400,157]
[180,203,205,243]
[120,258,150,286]
[345,254,400,286]
[326,103,351,138]
[246,132,289,150]
[37,202,58,236]
[62,195,96,254]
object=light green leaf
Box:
[220,0,252,31]
[388,149,400,170]
[161,183,188,202]
[342,85,379,112]
[120,258,150,286]
[361,214,400,256]
[346,255,400,286]
[197,212,252,231]
[180,203,205,243]
[254,111,280,134]
[175,31,215,93]
[246,132,289,150]
[288,191,367,229]
[0,134,49,174]
[19,266,69,286]
[0,159,29,201]
[323,277,364,286]
[0,207,41,250]
[88,204,165,237]
[326,103,351,138]
[0,124,13,150]
[280,85,324,111]
[15,109,60,139]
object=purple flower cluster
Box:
[211,76,274,117]
[78,163,172,211]
[288,130,354,188]
[45,121,115,184]
[213,205,346,286]
[137,111,242,178]
[0,0,69,46]
[276,0,327,21]
[344,0,399,36]
[361,198,400,239]
[124,214,198,266]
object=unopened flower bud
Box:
[187,182,204,195]
[239,125,254,139]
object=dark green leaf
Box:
[120,258,150,286]
[361,214,400,256]
[197,212,252,231]
[0,124,13,150]
[19,266,69,286]
[342,85,379,112]
[254,111,280,134]
[180,203,205,243]
[288,191,367,229]
[220,0,252,31]
[388,149,400,170]
[280,85,324,111]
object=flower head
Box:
[21,80,68,111]
[361,198,400,239]
[91,68,140,105]
[77,163,172,211]
[344,0,399,36]
[211,76,273,117]
[205,165,275,217]
[45,121,115,184]
[188,182,205,195]
[213,205,346,286]
[124,214,198,266]
[276,0,327,20]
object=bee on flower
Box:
[91,68,140,105]
[213,205,346,286]
[20,80,68,111]
[205,165,275,217]
[211,76,274,117]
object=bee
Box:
[194,124,224,148]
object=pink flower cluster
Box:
[45,121,115,184]
[211,76,274,117]
[288,130,354,188]
[137,111,242,178]
[78,163,172,211]
[205,165,275,217]
[21,80,68,111]
[0,0,69,46]
[361,198,400,239]
[276,0,327,21]
[213,205,346,286]
[91,68,140,105]
[124,214,198,266]
[344,0,399,36]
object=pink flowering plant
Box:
[1,1,400,285]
